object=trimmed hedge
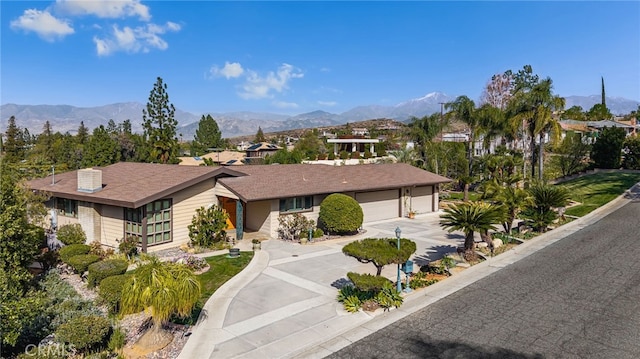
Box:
[57,223,87,245]
[318,193,363,234]
[99,274,131,314]
[59,244,91,263]
[55,315,111,351]
[87,259,129,288]
[347,272,392,292]
[67,254,101,274]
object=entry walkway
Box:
[178,189,633,359]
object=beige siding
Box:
[214,182,239,199]
[99,205,123,248]
[410,186,434,214]
[355,189,400,223]
[172,180,217,248]
[246,200,272,234]
[78,202,100,244]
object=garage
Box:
[355,189,400,223]
[410,185,434,214]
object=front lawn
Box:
[172,251,253,324]
[558,172,640,217]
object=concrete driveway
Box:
[179,213,460,359]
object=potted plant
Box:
[408,210,416,219]
[252,239,261,250]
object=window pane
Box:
[163,232,170,241]
[163,200,170,209]
[163,222,170,231]
[146,203,153,212]
[163,211,170,220]
[155,233,162,242]
[154,201,161,211]
[155,223,162,232]
[304,196,312,209]
[147,224,153,234]
[126,223,131,231]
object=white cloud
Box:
[10,9,74,41]
[239,63,304,99]
[317,100,337,106]
[210,62,245,79]
[55,0,151,21]
[93,21,180,56]
[320,67,331,72]
[273,101,299,109]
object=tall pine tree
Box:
[142,77,179,164]
[601,76,606,109]
[3,116,25,163]
[190,114,223,156]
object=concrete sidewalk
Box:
[178,188,635,359]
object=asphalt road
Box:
[327,200,640,359]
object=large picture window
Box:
[279,196,313,213]
[124,199,172,247]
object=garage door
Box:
[411,185,433,214]
[355,189,400,223]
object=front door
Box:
[220,197,236,229]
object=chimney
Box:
[77,168,103,193]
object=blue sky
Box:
[2,1,639,115]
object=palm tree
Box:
[494,186,532,234]
[507,77,565,180]
[121,256,201,347]
[440,202,504,259]
[521,182,569,232]
[408,113,447,168]
[446,96,481,200]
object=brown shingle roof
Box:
[217,163,451,202]
[28,162,243,208]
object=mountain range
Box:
[2,93,638,139]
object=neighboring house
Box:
[29,162,451,252]
[178,150,245,166]
[244,142,281,164]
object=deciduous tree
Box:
[590,126,626,168]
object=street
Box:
[328,200,640,359]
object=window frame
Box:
[279,196,313,214]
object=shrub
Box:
[87,259,129,288]
[118,236,139,258]
[313,228,324,238]
[339,150,350,160]
[66,254,101,274]
[88,240,114,259]
[347,272,392,292]
[277,213,315,241]
[59,244,91,263]
[318,193,363,235]
[188,205,229,248]
[173,255,207,271]
[351,151,360,159]
[375,282,403,309]
[363,150,372,159]
[108,326,126,353]
[55,315,111,351]
[57,224,87,245]
[328,152,336,160]
[98,274,130,314]
[409,271,440,289]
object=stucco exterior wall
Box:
[246,200,272,234]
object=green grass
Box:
[558,172,640,217]
[444,191,481,202]
[172,251,253,325]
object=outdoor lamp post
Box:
[395,226,402,293]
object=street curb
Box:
[290,186,637,359]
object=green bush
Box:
[328,152,336,160]
[347,272,392,292]
[277,213,315,241]
[363,150,372,159]
[318,193,363,235]
[87,259,129,288]
[55,315,111,351]
[57,223,87,245]
[66,254,101,274]
[107,326,126,352]
[59,244,91,263]
[98,274,131,314]
[118,236,139,258]
[313,228,324,238]
[188,205,229,248]
[339,150,350,160]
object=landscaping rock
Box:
[493,239,503,249]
